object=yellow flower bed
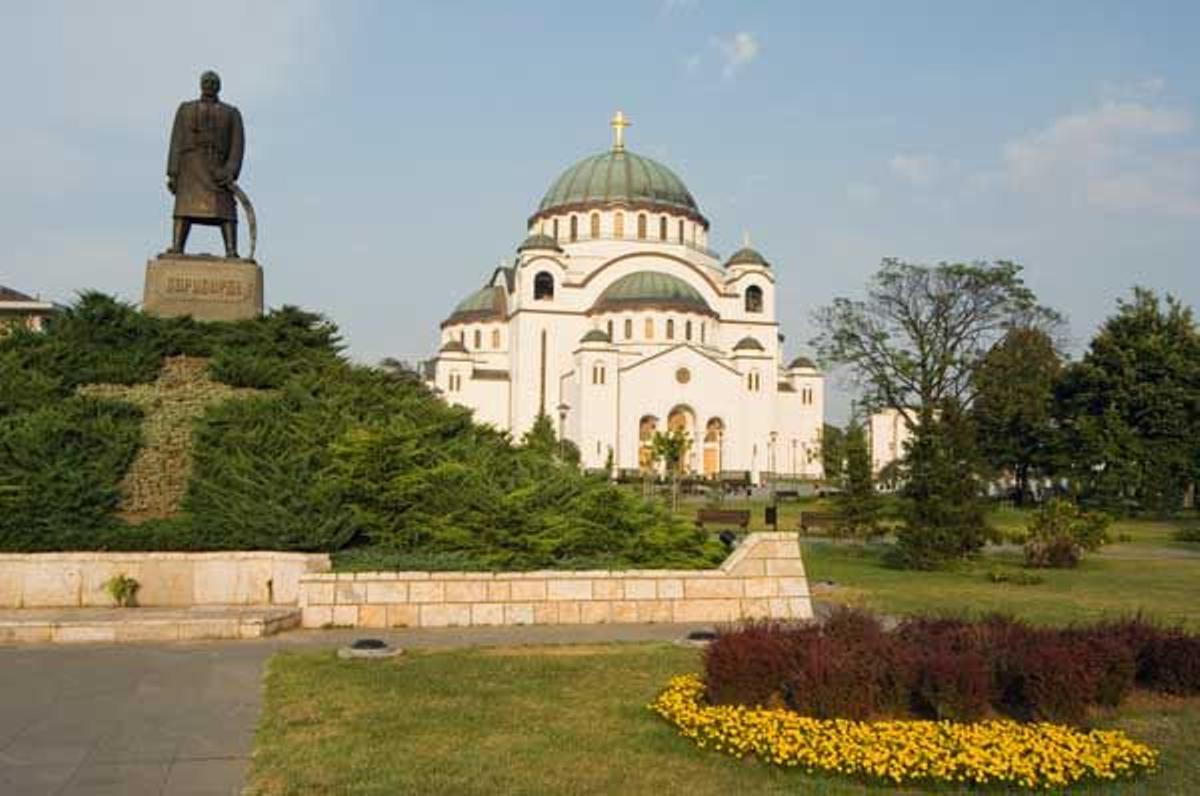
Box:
[650,675,1157,789]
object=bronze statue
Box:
[166,70,245,258]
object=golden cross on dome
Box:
[610,110,631,151]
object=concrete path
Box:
[0,621,730,795]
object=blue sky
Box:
[4,1,1198,421]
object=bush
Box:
[702,611,1200,726]
[1024,498,1110,568]
[1175,526,1200,542]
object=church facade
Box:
[429,114,824,483]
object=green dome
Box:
[535,149,704,223]
[443,285,506,326]
[590,271,714,316]
[733,336,765,352]
[788,356,816,369]
[517,233,562,253]
[580,328,612,344]
[726,247,770,268]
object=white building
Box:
[0,286,54,336]
[868,408,914,476]
[429,113,824,483]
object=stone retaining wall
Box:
[0,552,331,608]
[299,532,810,629]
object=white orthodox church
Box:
[429,113,825,483]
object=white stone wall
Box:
[298,532,811,629]
[0,552,330,608]
[869,408,915,475]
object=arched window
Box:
[659,216,668,240]
[590,212,600,238]
[569,215,578,241]
[685,320,693,341]
[606,319,614,339]
[534,271,554,300]
[666,319,674,339]
[637,213,647,240]
[747,371,760,392]
[677,219,684,243]
[745,285,763,313]
[553,218,559,240]
[473,329,481,349]
[700,322,706,344]
[644,318,654,339]
[614,211,625,238]
[491,329,500,349]
[624,318,633,339]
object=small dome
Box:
[726,247,770,268]
[443,285,507,326]
[590,271,714,316]
[733,336,765,352]
[534,149,705,225]
[517,233,562,253]
[580,328,612,344]
[439,339,468,354]
[788,356,816,369]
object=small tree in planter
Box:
[651,428,692,512]
[1024,498,1111,568]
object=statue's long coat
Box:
[167,99,244,222]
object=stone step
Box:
[0,605,300,644]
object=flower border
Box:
[650,674,1157,789]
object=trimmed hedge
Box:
[0,293,723,570]
[704,610,1200,726]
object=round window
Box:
[675,367,691,384]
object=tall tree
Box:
[833,420,881,540]
[971,327,1062,504]
[1055,289,1200,514]
[651,428,692,512]
[813,259,1060,424]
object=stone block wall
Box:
[298,532,811,628]
[0,552,330,608]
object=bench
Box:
[774,488,802,501]
[798,511,837,533]
[695,509,751,530]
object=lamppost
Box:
[556,402,569,460]
[791,438,797,482]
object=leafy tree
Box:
[971,327,1062,504]
[813,260,1056,565]
[893,403,993,569]
[833,421,881,540]
[1023,498,1110,568]
[812,259,1060,423]
[820,423,846,483]
[1055,289,1200,514]
[651,428,692,511]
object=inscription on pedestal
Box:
[143,255,263,321]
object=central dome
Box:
[535,149,704,225]
[590,271,715,316]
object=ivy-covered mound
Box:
[0,293,722,570]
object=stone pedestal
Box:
[143,255,263,322]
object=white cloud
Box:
[845,182,881,204]
[1001,100,1200,217]
[713,32,760,78]
[888,153,940,187]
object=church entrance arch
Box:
[703,417,724,478]
[638,415,658,473]
[667,405,697,474]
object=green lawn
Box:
[248,644,1200,795]
[803,515,1200,630]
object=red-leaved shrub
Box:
[701,610,1200,726]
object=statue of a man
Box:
[166,70,245,258]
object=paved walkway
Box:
[0,621,727,795]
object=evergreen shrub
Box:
[0,293,721,569]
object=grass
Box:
[804,514,1200,630]
[248,643,1200,795]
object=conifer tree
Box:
[834,420,880,540]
